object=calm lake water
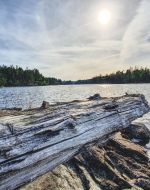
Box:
[0,84,150,109]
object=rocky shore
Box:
[20,123,150,190]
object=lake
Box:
[0,84,150,109]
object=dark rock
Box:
[88,94,101,100]
[41,101,49,109]
[125,123,150,145]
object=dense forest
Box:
[0,65,150,87]
[0,65,62,87]
[75,67,150,84]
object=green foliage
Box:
[0,65,62,87]
[75,67,150,84]
[1,65,150,87]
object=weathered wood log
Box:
[0,94,149,190]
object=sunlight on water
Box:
[0,84,150,109]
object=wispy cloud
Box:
[121,0,150,65]
[0,0,149,79]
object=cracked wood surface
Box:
[0,94,149,190]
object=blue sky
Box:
[0,0,150,80]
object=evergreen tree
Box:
[0,65,62,87]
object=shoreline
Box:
[1,83,150,89]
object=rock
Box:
[88,94,101,100]
[41,101,49,109]
[124,123,150,145]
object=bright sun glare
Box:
[98,9,111,25]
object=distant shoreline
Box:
[1,65,150,87]
[1,82,150,88]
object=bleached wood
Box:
[0,94,149,190]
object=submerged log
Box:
[0,94,149,190]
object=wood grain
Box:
[0,94,149,190]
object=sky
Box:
[0,0,150,80]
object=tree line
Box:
[0,65,62,87]
[75,67,150,84]
[0,65,150,87]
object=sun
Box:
[98,9,111,25]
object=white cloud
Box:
[0,0,148,79]
[121,0,150,64]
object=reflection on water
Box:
[0,84,150,109]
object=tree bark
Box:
[0,94,149,190]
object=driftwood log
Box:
[0,94,149,190]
